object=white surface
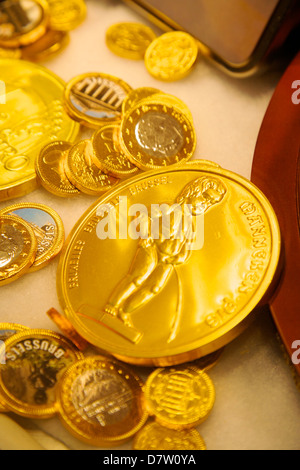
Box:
[0,0,300,451]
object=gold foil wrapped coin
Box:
[0,59,79,202]
[144,31,199,81]
[35,141,80,197]
[119,100,196,170]
[0,203,65,271]
[133,421,207,450]
[0,214,37,286]
[144,366,215,429]
[63,72,132,128]
[56,356,148,446]
[0,46,21,59]
[0,329,84,418]
[57,163,281,366]
[0,322,30,342]
[121,87,160,115]
[91,124,139,179]
[21,29,70,62]
[65,139,119,196]
[47,0,87,32]
[106,22,157,60]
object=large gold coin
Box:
[91,124,139,179]
[0,329,84,418]
[57,163,281,366]
[47,0,87,32]
[35,141,80,197]
[0,202,65,271]
[0,59,79,201]
[0,214,37,286]
[63,73,132,128]
[106,22,157,60]
[144,31,199,81]
[0,0,49,48]
[133,421,207,450]
[144,366,215,429]
[21,29,70,62]
[119,100,196,170]
[65,139,119,196]
[56,356,148,446]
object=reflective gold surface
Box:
[0,329,84,418]
[0,214,37,285]
[47,0,87,32]
[106,22,157,60]
[0,202,65,271]
[56,356,148,447]
[21,29,70,62]
[0,59,79,201]
[57,164,281,366]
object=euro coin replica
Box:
[63,73,132,128]
[65,139,119,196]
[0,59,79,202]
[35,141,80,197]
[133,421,207,450]
[144,366,215,429]
[118,99,196,170]
[0,0,49,48]
[57,163,281,366]
[144,31,199,81]
[91,124,139,179]
[0,203,65,271]
[21,29,70,62]
[0,329,84,418]
[56,356,148,446]
[0,214,37,286]
[106,22,157,60]
[47,0,87,32]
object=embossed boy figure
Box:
[104,176,226,328]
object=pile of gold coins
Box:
[0,318,221,449]
[0,203,64,285]
[106,22,199,82]
[35,73,197,197]
[0,0,86,62]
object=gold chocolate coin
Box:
[145,31,199,81]
[0,46,21,59]
[65,139,119,195]
[144,366,215,429]
[119,100,196,170]
[0,329,84,418]
[0,59,79,202]
[57,164,281,366]
[0,322,30,342]
[0,203,65,271]
[56,356,148,446]
[0,214,37,286]
[106,22,157,60]
[63,72,132,128]
[121,87,160,115]
[21,29,70,62]
[35,141,80,197]
[91,124,139,179]
[133,421,207,450]
[47,0,87,32]
[0,0,49,48]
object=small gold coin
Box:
[0,215,37,286]
[145,31,199,81]
[0,0,49,48]
[56,356,148,446]
[65,139,119,195]
[121,87,160,115]
[0,203,65,271]
[0,329,84,418]
[106,22,157,60]
[64,73,132,128]
[21,28,70,62]
[119,100,196,170]
[144,366,215,430]
[47,0,87,32]
[35,141,81,197]
[91,124,139,179]
[133,421,207,450]
[0,322,30,342]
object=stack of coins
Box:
[0,0,86,62]
[106,23,199,82]
[0,203,64,285]
[36,77,197,197]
